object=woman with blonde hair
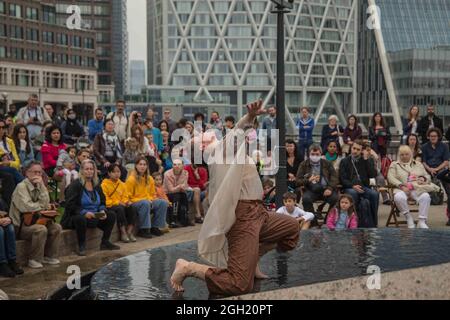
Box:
[321,115,344,153]
[61,159,120,256]
[387,145,439,229]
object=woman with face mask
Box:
[61,109,84,145]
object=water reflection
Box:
[91,229,450,300]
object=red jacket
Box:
[184,165,208,190]
[41,141,67,171]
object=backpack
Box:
[430,177,444,206]
[357,197,377,228]
[168,192,189,226]
[380,156,392,179]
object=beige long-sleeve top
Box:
[163,169,189,194]
[198,114,264,268]
[9,179,50,227]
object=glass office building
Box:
[147,0,358,131]
[358,0,450,129]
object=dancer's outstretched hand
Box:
[246,99,267,118]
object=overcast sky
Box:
[127,0,147,67]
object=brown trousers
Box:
[19,222,62,262]
[205,200,300,296]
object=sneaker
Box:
[150,227,163,237]
[28,259,44,269]
[100,241,121,251]
[43,257,60,265]
[137,229,153,239]
[120,232,130,243]
[8,260,24,275]
[0,263,15,278]
[417,219,429,229]
[405,213,415,229]
[128,233,137,242]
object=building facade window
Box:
[26,28,39,41]
[42,5,56,24]
[42,31,54,43]
[72,35,81,48]
[9,4,21,18]
[0,46,6,58]
[0,2,5,14]
[10,25,23,39]
[26,7,38,20]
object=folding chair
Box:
[385,186,418,227]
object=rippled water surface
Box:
[90,229,450,300]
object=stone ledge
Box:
[230,262,450,300]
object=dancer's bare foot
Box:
[255,264,269,280]
[170,259,190,292]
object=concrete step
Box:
[15,226,121,266]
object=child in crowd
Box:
[152,172,171,233]
[145,131,160,161]
[56,146,78,202]
[123,137,140,172]
[326,194,358,231]
[276,192,315,230]
[262,179,276,211]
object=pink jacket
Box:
[326,208,358,230]
[41,142,67,171]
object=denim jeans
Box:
[0,166,24,185]
[132,200,152,229]
[0,224,16,263]
[344,186,380,225]
[151,199,169,229]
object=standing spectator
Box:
[207,111,224,132]
[262,106,277,153]
[286,139,302,197]
[106,100,129,143]
[61,109,84,146]
[342,114,362,155]
[16,94,51,140]
[12,124,35,168]
[0,119,23,184]
[102,164,137,243]
[125,157,168,237]
[161,131,173,170]
[162,109,178,134]
[127,111,143,137]
[194,113,207,132]
[44,104,63,128]
[164,159,193,227]
[402,105,420,144]
[158,120,170,134]
[62,160,120,256]
[9,161,62,268]
[418,105,443,144]
[41,125,67,179]
[130,125,151,157]
[368,112,391,157]
[93,119,126,180]
[4,115,14,138]
[421,128,450,226]
[185,121,194,138]
[339,140,379,225]
[185,163,208,223]
[406,133,422,162]
[143,119,163,152]
[321,115,344,153]
[296,144,339,223]
[88,108,104,143]
[296,107,315,159]
[146,105,158,127]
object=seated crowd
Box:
[1,97,449,280]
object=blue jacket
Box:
[88,119,104,142]
[151,128,163,152]
[297,116,315,141]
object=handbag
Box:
[337,126,344,148]
[22,210,59,227]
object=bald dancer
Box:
[170,100,300,296]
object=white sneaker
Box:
[28,259,44,269]
[417,219,429,229]
[405,213,415,229]
[43,257,60,265]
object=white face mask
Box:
[68,114,76,120]
[310,155,321,163]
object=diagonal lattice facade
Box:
[147,0,358,131]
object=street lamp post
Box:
[271,0,293,208]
